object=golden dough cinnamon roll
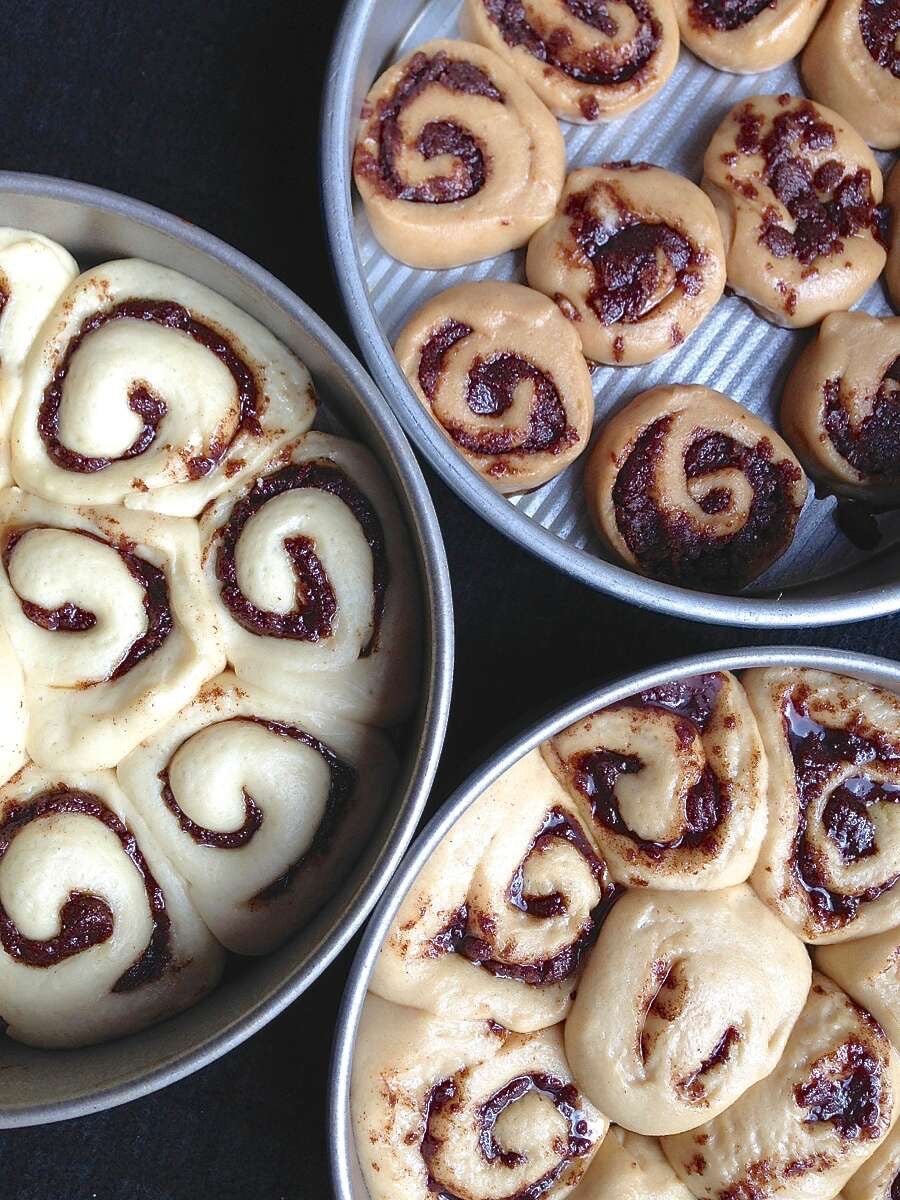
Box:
[0,628,26,787]
[662,972,900,1199]
[352,994,608,1200]
[565,885,811,1136]
[0,762,224,1048]
[394,282,594,493]
[0,489,224,771]
[887,165,900,311]
[353,39,565,269]
[371,750,616,1033]
[585,385,807,590]
[702,95,886,327]
[842,1120,900,1200]
[816,927,900,1052]
[543,671,767,890]
[671,0,827,73]
[117,672,394,955]
[458,0,680,124]
[576,1127,694,1199]
[745,668,900,944]
[782,312,900,503]
[526,165,726,365]
[10,259,316,515]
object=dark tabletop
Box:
[0,2,895,1198]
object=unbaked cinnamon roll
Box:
[353,39,565,269]
[0,489,225,771]
[662,972,900,1199]
[842,1120,900,1200]
[671,0,827,73]
[198,432,419,727]
[370,750,616,1033]
[816,926,900,1052]
[526,165,726,365]
[575,1127,694,1199]
[565,885,811,1136]
[10,259,316,515]
[585,385,808,590]
[745,667,900,944]
[352,993,608,1200]
[458,0,680,124]
[394,281,594,493]
[0,762,223,1048]
[117,671,394,955]
[0,628,26,787]
[887,165,900,311]
[702,94,886,327]
[543,671,767,890]
[782,312,900,503]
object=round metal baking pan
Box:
[0,171,454,1126]
[329,645,900,1200]
[321,0,900,628]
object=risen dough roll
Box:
[816,927,900,1052]
[565,885,811,1136]
[575,1127,694,1200]
[888,165,900,311]
[353,39,565,269]
[672,0,827,73]
[842,1121,900,1200]
[0,627,26,787]
[11,259,316,515]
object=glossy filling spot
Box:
[689,0,774,29]
[795,1040,885,1140]
[822,359,900,480]
[859,0,900,77]
[677,1025,741,1100]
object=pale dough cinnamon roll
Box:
[0,628,26,787]
[353,39,565,269]
[574,1127,694,1199]
[198,432,419,727]
[543,671,767,890]
[782,312,900,503]
[702,95,886,327]
[117,672,394,955]
[458,0,680,124]
[745,667,900,944]
[887,165,900,311]
[370,750,616,1033]
[662,972,900,1199]
[816,927,900,1052]
[585,385,808,590]
[0,489,225,770]
[352,993,608,1200]
[672,0,827,73]
[526,165,726,365]
[394,282,594,493]
[842,1121,900,1200]
[565,885,811,1136]
[0,762,224,1048]
[10,259,316,515]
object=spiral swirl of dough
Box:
[10,259,316,515]
[887,165,900,312]
[352,994,608,1200]
[671,0,827,73]
[574,1127,694,1200]
[353,39,565,269]
[842,1120,900,1200]
[817,927,900,1068]
[0,628,26,788]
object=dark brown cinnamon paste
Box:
[859,0,900,77]
[689,0,774,30]
[823,359,900,480]
[795,1040,885,1140]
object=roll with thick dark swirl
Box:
[671,0,827,73]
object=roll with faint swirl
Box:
[887,165,900,311]
[394,281,594,493]
[574,1127,694,1200]
[671,0,827,73]
[662,972,900,1199]
[782,312,900,503]
[842,1120,900,1200]
[565,885,811,1136]
[459,0,680,123]
[0,762,223,1048]
[371,750,616,1033]
[0,489,225,770]
[353,39,565,269]
[585,385,807,590]
[10,259,316,515]
[702,95,886,327]
[745,668,900,944]
[198,432,419,726]
[0,628,26,787]
[543,671,767,890]
[526,165,726,366]
[816,926,900,1059]
[117,671,394,955]
[352,993,608,1200]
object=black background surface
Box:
[0,2,895,1197]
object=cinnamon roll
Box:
[702,95,886,327]
[352,993,608,1200]
[394,281,594,493]
[0,628,26,787]
[575,1127,694,1199]
[662,972,900,1199]
[10,259,316,515]
[887,165,900,311]
[198,432,419,726]
[781,312,900,503]
[0,489,225,770]
[842,1120,900,1200]
[526,165,726,365]
[816,927,900,1052]
[353,39,565,269]
[0,762,223,1048]
[745,667,900,944]
[370,750,616,1033]
[671,0,827,73]
[458,0,680,124]
[116,671,395,955]
[564,885,811,1135]
[543,671,767,890]
[585,385,808,590]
